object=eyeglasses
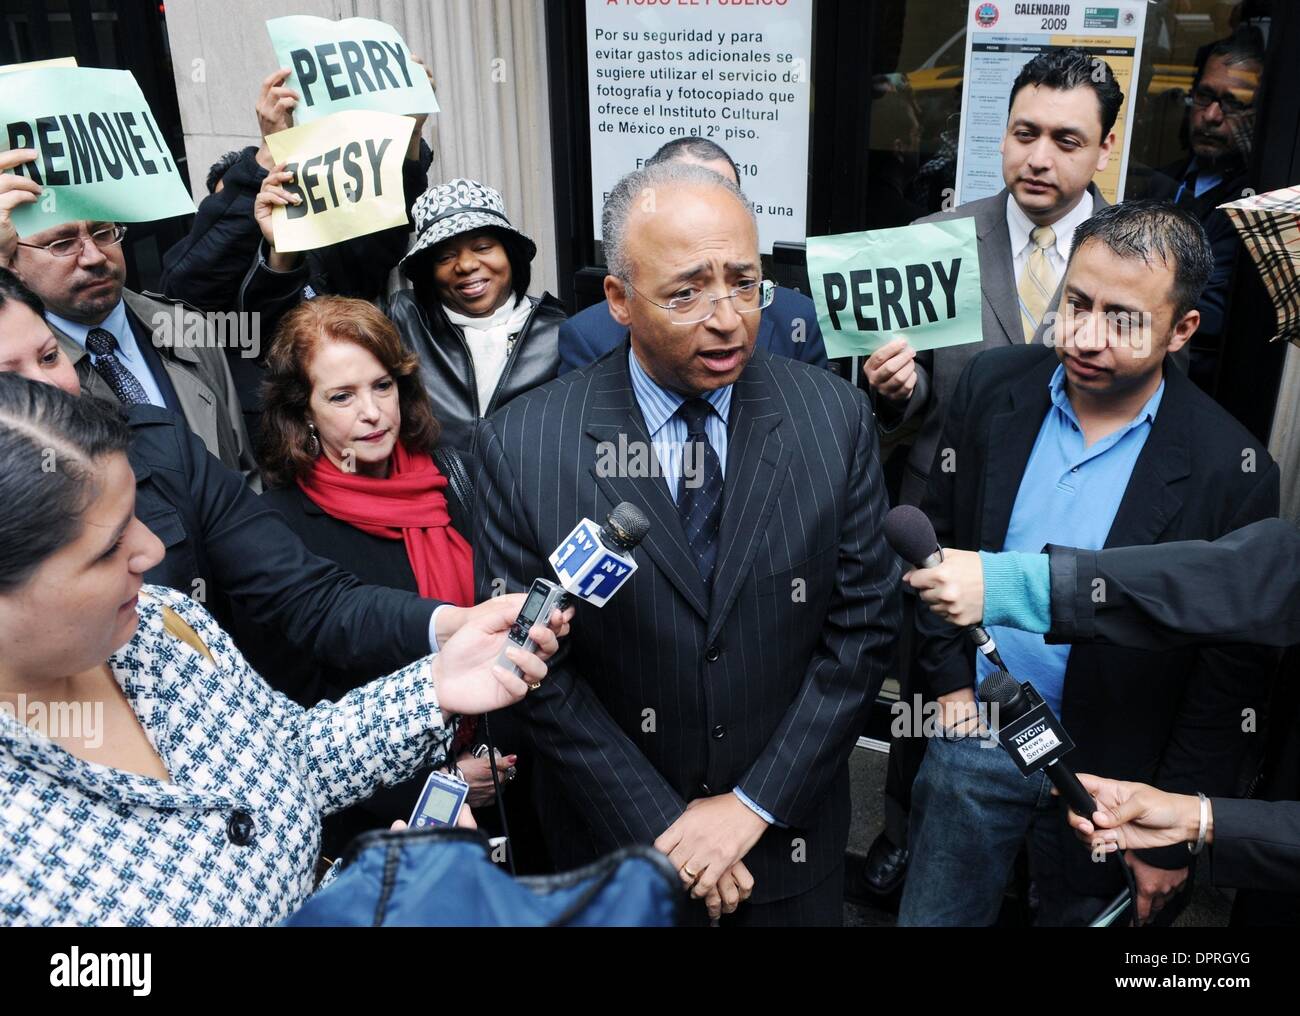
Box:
[17,224,128,258]
[628,278,775,326]
[1186,85,1254,118]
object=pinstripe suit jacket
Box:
[473,343,900,904]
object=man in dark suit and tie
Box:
[475,161,899,926]
[898,201,1279,925]
[557,138,828,375]
[859,48,1120,894]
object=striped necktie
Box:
[1017,224,1057,343]
[676,398,723,589]
[85,327,151,405]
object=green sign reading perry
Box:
[807,218,984,357]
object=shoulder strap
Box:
[161,605,215,664]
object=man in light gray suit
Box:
[6,206,254,479]
[866,48,1120,508]
[860,48,1120,896]
[475,161,899,926]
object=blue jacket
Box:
[557,286,828,374]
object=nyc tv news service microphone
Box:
[884,504,1007,671]
[495,502,650,677]
[978,669,1098,820]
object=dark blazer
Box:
[127,405,438,680]
[473,344,900,905]
[916,343,1279,885]
[557,286,829,375]
[1044,518,1300,651]
[1143,156,1250,362]
[883,185,1107,505]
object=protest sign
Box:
[0,67,195,236]
[807,219,984,357]
[266,15,439,124]
[264,109,413,253]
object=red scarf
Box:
[297,442,474,608]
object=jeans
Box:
[897,727,1112,926]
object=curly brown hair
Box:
[257,296,440,488]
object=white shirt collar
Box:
[1006,188,1095,263]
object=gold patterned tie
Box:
[1017,224,1058,343]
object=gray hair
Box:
[601,161,756,287]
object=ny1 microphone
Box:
[884,504,1008,671]
[978,669,1098,820]
[496,502,650,677]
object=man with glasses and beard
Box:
[1143,26,1266,391]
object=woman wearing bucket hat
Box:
[385,179,567,451]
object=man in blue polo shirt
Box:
[897,201,1279,926]
[558,138,828,375]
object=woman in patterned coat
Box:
[0,374,564,926]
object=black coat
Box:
[474,345,901,907]
[383,290,567,452]
[1046,518,1300,651]
[126,405,439,680]
[916,344,1280,886]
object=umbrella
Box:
[1220,184,1300,347]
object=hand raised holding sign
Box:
[0,149,41,268]
[255,69,300,171]
[253,162,302,270]
[864,337,918,404]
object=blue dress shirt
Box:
[975,364,1165,715]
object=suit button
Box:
[226,809,256,847]
[699,783,711,796]
[705,646,721,662]
[712,725,726,740]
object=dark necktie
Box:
[676,398,723,587]
[85,327,150,406]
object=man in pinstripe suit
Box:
[474,162,900,926]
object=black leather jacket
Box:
[382,289,567,451]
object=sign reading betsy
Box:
[267,15,438,125]
[264,110,413,254]
[0,67,195,236]
[807,220,984,357]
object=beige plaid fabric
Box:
[1220,184,1300,347]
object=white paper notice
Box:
[954,0,1148,206]
[586,0,813,254]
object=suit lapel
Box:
[707,359,789,642]
[980,358,1055,550]
[584,349,710,621]
[1104,363,1190,548]
[977,191,1022,346]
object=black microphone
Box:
[978,669,1098,820]
[884,505,1007,671]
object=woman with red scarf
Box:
[249,296,514,859]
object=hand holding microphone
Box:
[884,506,1002,667]
[903,547,986,627]
[495,502,650,686]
